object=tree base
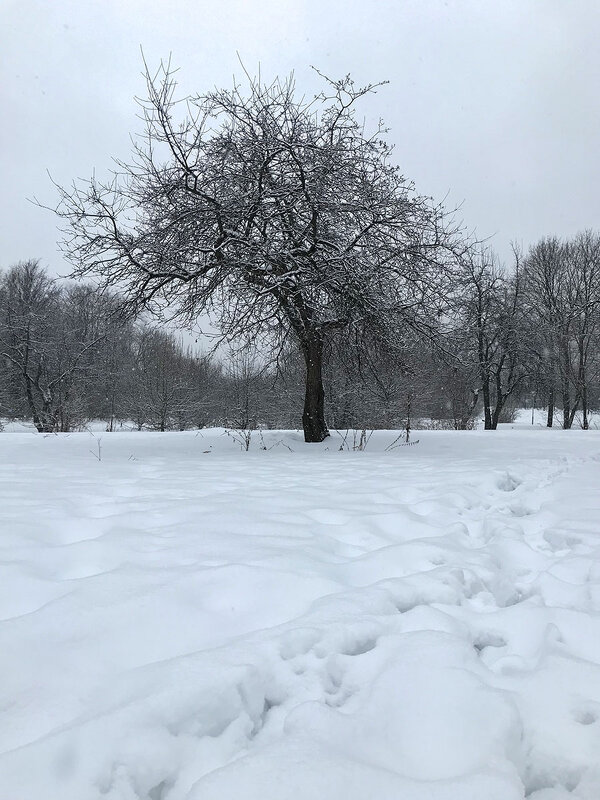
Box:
[302,416,330,443]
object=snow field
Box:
[1,428,600,798]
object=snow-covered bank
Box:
[1,429,600,799]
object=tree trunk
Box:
[578,340,588,430]
[561,376,571,429]
[466,389,479,430]
[482,378,492,430]
[301,334,329,443]
[546,384,554,427]
[40,396,57,433]
[24,379,44,433]
[477,325,492,430]
[560,338,572,429]
[24,378,56,433]
[491,402,502,429]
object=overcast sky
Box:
[2,0,600,277]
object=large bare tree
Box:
[51,63,462,441]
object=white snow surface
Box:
[2,427,600,799]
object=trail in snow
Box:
[1,428,600,799]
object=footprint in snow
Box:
[340,637,378,657]
[497,473,522,492]
[573,708,598,726]
[472,632,507,653]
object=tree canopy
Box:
[53,63,464,440]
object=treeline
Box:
[0,260,288,432]
[2,232,600,433]
[456,231,600,430]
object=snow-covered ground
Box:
[2,427,600,799]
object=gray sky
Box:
[2,0,600,276]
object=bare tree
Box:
[125,326,203,431]
[521,237,565,426]
[522,233,600,429]
[0,261,107,432]
[223,346,265,430]
[50,62,463,441]
[460,249,528,429]
[86,311,136,431]
[565,232,600,429]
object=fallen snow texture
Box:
[1,428,600,799]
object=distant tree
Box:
[52,62,463,441]
[325,329,410,429]
[459,249,528,429]
[125,326,203,431]
[85,311,137,430]
[522,233,600,429]
[562,232,600,429]
[223,346,265,431]
[0,261,107,432]
[410,342,480,430]
[522,237,571,428]
[182,348,223,430]
[58,283,118,430]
